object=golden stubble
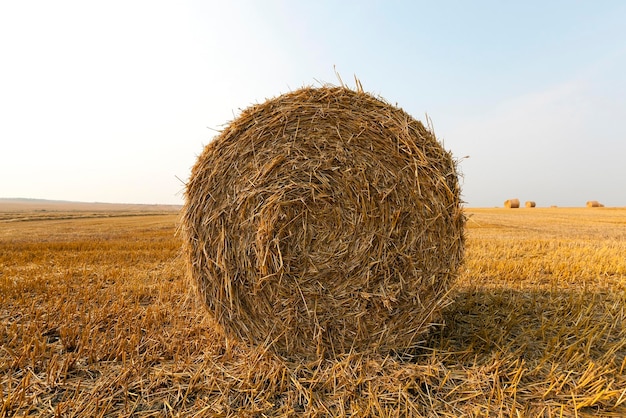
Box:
[1,207,625,416]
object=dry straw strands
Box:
[525,201,536,208]
[182,86,465,361]
[504,198,520,208]
[586,200,604,208]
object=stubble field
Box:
[1,206,625,417]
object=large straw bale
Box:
[504,199,520,208]
[525,201,536,208]
[182,86,465,360]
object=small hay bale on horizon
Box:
[525,201,536,208]
[586,200,604,208]
[182,86,465,360]
[504,198,520,208]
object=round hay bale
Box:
[182,86,465,360]
[586,200,603,208]
[525,201,536,208]
[504,198,520,208]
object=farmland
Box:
[1,206,625,416]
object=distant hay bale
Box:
[182,86,465,360]
[504,198,520,208]
[525,201,536,208]
[586,201,604,208]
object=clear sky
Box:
[1,1,625,207]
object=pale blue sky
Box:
[1,1,625,206]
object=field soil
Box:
[1,206,625,416]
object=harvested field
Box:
[1,207,626,416]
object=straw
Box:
[182,86,465,361]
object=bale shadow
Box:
[418,286,626,367]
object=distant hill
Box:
[0,198,182,213]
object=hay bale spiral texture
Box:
[182,86,465,360]
[504,199,520,208]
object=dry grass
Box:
[1,207,626,416]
